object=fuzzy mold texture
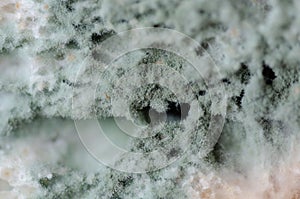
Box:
[1,0,300,198]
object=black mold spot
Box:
[201,41,209,50]
[198,90,206,96]
[62,79,74,87]
[222,78,231,84]
[153,23,161,27]
[72,23,89,32]
[195,45,204,56]
[154,132,164,141]
[65,3,74,12]
[167,148,181,159]
[262,61,276,85]
[134,8,155,19]
[62,0,78,12]
[91,29,116,44]
[134,13,142,19]
[202,37,215,48]
[56,54,65,60]
[198,9,206,14]
[39,174,58,188]
[259,117,272,131]
[258,117,273,142]
[236,62,251,84]
[153,23,165,28]
[110,192,122,199]
[140,49,161,64]
[117,176,133,188]
[65,39,79,49]
[195,37,215,56]
[232,90,244,109]
[118,19,128,23]
[92,16,102,23]
[116,68,125,78]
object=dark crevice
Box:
[166,101,190,121]
[136,105,151,124]
[133,101,190,125]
